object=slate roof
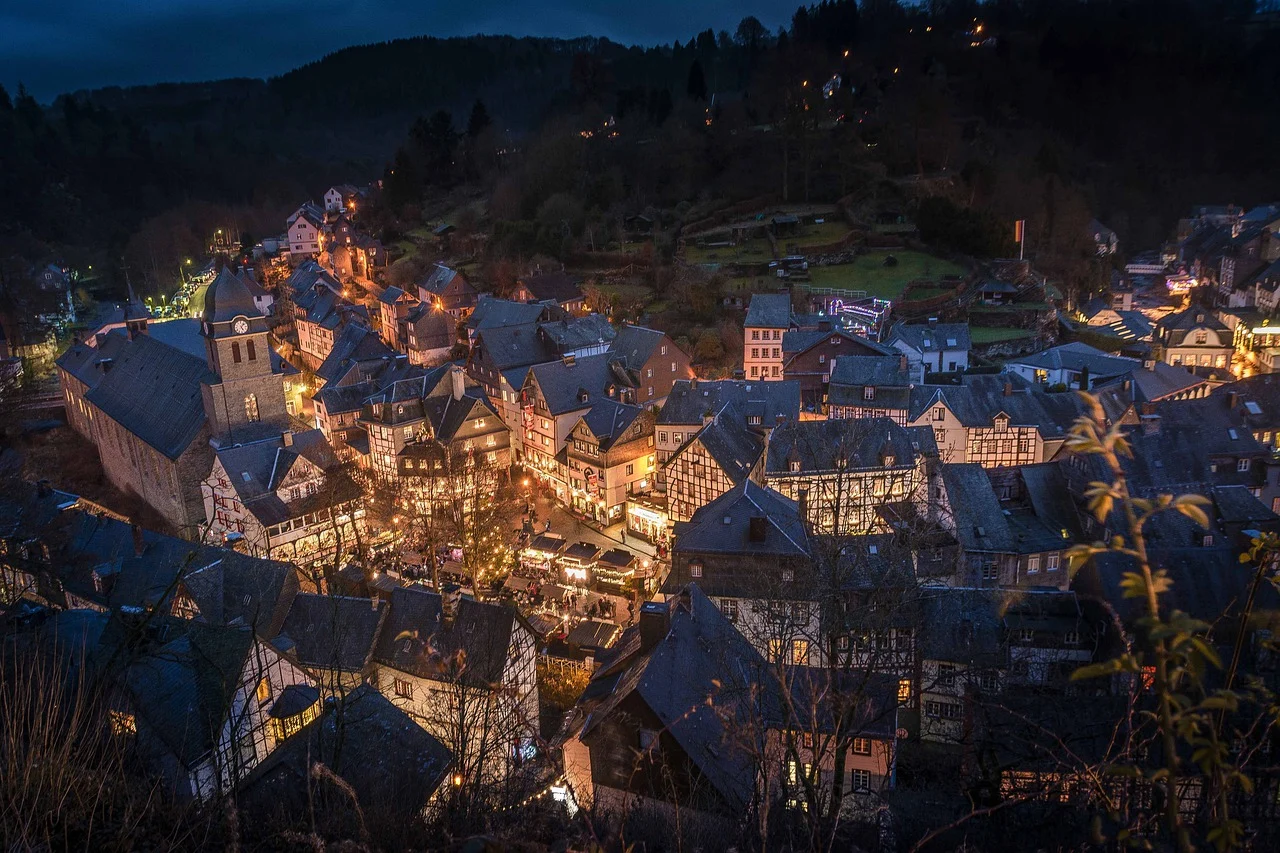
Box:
[1007,342,1139,380]
[782,328,892,358]
[908,373,1085,438]
[372,587,520,688]
[916,587,1009,665]
[888,321,972,354]
[376,284,407,306]
[1080,547,1280,629]
[528,353,619,415]
[418,263,461,296]
[1211,485,1278,525]
[215,430,347,528]
[577,398,645,451]
[203,267,263,323]
[537,314,615,352]
[672,480,810,560]
[82,329,215,459]
[277,593,387,673]
[466,295,551,332]
[100,618,260,768]
[236,684,453,825]
[658,379,801,426]
[472,323,552,371]
[671,406,765,485]
[827,355,914,412]
[744,293,793,328]
[577,585,780,812]
[315,380,378,416]
[610,324,670,370]
[942,464,1016,553]
[1157,306,1230,346]
[518,270,581,304]
[314,322,397,386]
[766,416,917,473]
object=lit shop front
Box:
[625,498,669,543]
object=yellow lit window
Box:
[109,710,136,736]
[257,678,271,703]
[897,678,911,703]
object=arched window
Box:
[246,340,257,361]
[245,394,260,423]
[232,342,242,364]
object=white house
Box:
[886,320,971,381]
[287,204,326,259]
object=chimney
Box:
[928,317,938,328]
[224,531,247,553]
[1142,414,1161,435]
[1227,391,1239,409]
[748,516,768,542]
[131,522,145,557]
[899,354,908,373]
[451,366,465,401]
[370,592,380,611]
[563,353,576,368]
[441,583,461,625]
[1003,381,1012,397]
[639,600,669,654]
[282,431,294,447]
[95,358,114,374]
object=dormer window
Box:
[863,387,875,401]
[994,415,1009,432]
[790,460,802,472]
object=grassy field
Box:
[683,238,773,265]
[969,327,1034,344]
[777,220,853,251]
[804,251,965,300]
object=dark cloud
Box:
[0,0,796,101]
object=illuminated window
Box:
[852,737,872,755]
[109,710,136,736]
[791,639,810,665]
[256,677,271,703]
[393,678,414,699]
[244,394,260,423]
[1047,554,1060,571]
[1027,555,1040,573]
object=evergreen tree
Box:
[467,98,491,138]
[687,60,708,101]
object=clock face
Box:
[232,319,249,335]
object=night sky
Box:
[1,0,798,102]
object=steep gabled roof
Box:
[372,587,519,688]
[277,593,387,673]
[766,417,916,473]
[670,405,764,485]
[744,293,793,328]
[673,480,809,559]
[658,379,801,426]
[83,329,214,460]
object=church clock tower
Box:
[199,268,288,444]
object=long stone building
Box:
[57,269,302,536]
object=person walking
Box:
[620,528,627,545]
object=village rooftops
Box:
[658,378,801,426]
[466,295,557,333]
[276,593,388,673]
[669,405,765,485]
[372,586,519,688]
[766,416,919,473]
[908,373,1086,438]
[576,584,780,813]
[236,684,453,832]
[671,479,809,562]
[314,322,399,386]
